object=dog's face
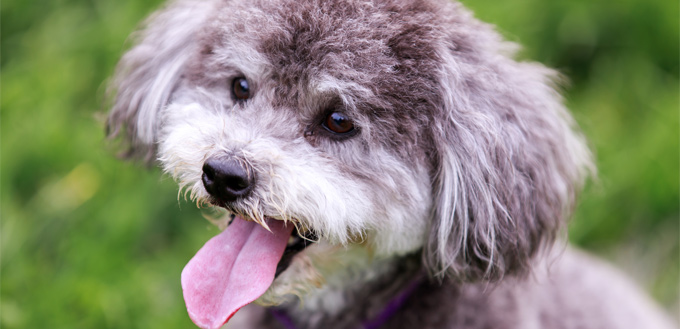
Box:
[160,0,443,254]
[108,0,592,326]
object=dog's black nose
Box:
[202,157,255,203]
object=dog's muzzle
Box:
[202,157,256,203]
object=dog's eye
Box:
[323,112,354,134]
[232,77,250,101]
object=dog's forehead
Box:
[254,0,440,94]
[203,0,446,149]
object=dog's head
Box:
[108,0,592,327]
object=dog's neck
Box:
[276,252,423,329]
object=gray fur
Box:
[231,248,675,329]
[107,0,220,161]
[426,3,593,280]
[107,0,675,328]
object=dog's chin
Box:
[256,240,376,307]
[205,202,409,308]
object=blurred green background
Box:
[1,0,677,328]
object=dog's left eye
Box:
[232,77,251,101]
[323,112,354,134]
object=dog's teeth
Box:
[287,235,300,246]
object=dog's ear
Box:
[423,18,593,281]
[106,0,214,162]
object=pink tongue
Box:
[181,216,294,329]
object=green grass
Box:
[2,0,678,328]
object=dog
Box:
[106,0,676,328]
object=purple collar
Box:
[269,273,425,329]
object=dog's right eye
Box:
[232,77,250,101]
[323,112,355,134]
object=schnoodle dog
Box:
[106,0,676,328]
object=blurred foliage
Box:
[1,0,677,328]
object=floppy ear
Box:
[107,0,216,162]
[423,16,593,281]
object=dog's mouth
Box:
[180,214,316,329]
[219,212,317,277]
[277,225,317,277]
